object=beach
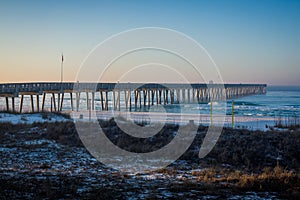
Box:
[0,114,299,199]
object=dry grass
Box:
[160,166,300,198]
[1,118,300,198]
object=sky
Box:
[0,0,299,85]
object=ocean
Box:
[232,86,300,118]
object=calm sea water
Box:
[133,85,300,119]
[230,86,300,118]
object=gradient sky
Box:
[0,0,299,85]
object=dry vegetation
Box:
[0,117,300,199]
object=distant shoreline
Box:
[0,111,280,131]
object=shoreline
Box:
[0,111,281,131]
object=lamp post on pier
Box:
[61,53,64,83]
[58,53,64,112]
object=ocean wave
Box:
[207,102,220,106]
[243,113,253,116]
[233,101,262,106]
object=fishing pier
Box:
[0,82,266,113]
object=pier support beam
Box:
[151,90,155,106]
[170,90,174,104]
[105,91,108,110]
[147,89,151,107]
[139,90,142,108]
[182,89,185,104]
[158,90,162,104]
[19,95,24,113]
[12,97,15,112]
[76,92,80,112]
[124,90,130,110]
[30,95,34,112]
[113,91,116,110]
[70,93,74,111]
[51,97,53,112]
[143,90,147,107]
[57,93,60,112]
[129,91,132,111]
[92,92,95,110]
[118,90,121,111]
[86,92,89,110]
[36,95,39,112]
[52,93,56,112]
[42,93,46,112]
[100,91,104,110]
[5,97,9,111]
[59,92,64,112]
[134,90,138,110]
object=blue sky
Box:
[0,0,299,85]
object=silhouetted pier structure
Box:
[0,82,266,113]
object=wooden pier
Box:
[0,82,266,113]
